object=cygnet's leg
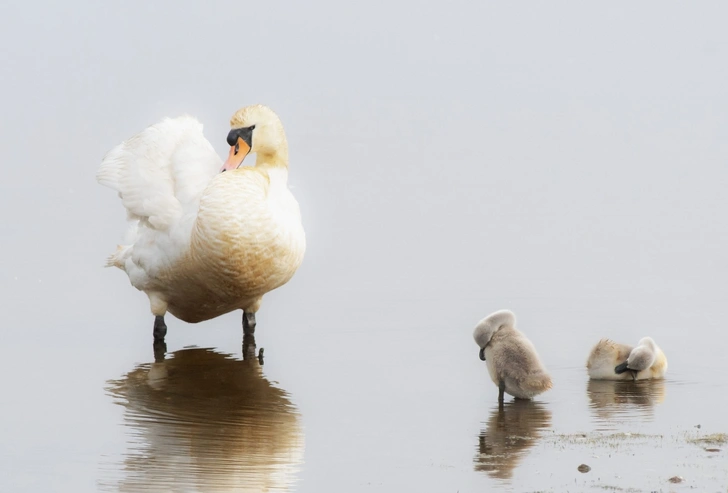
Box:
[153,315,167,342]
[243,311,257,335]
[630,370,637,382]
[498,380,506,404]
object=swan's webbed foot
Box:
[243,311,256,335]
[153,315,167,342]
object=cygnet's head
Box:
[473,309,516,361]
[221,104,288,172]
[636,337,657,350]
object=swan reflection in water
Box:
[105,336,304,492]
[587,378,666,429]
[474,400,552,480]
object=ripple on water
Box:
[102,345,304,492]
[586,378,666,431]
[474,400,553,481]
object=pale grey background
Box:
[1,1,727,492]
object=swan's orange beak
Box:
[221,138,251,172]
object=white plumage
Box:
[97,105,305,334]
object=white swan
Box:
[97,104,306,341]
[473,310,553,403]
[586,337,667,381]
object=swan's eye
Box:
[234,142,240,155]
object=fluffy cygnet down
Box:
[587,337,667,381]
[473,310,553,403]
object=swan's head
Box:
[473,309,516,361]
[221,104,288,172]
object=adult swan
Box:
[97,104,306,344]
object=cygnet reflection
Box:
[587,378,666,429]
[104,338,303,492]
[474,400,552,480]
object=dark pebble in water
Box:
[668,476,684,483]
[705,448,721,452]
[577,464,591,473]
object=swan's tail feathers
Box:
[105,245,129,270]
[614,361,630,374]
[524,373,553,394]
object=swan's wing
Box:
[587,339,628,367]
[98,115,222,286]
[97,115,221,230]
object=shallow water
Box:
[102,343,303,492]
[4,295,726,492]
[3,1,728,492]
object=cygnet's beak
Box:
[479,347,486,361]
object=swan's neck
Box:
[264,166,290,187]
[255,146,289,169]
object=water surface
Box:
[2,1,728,492]
[102,341,303,492]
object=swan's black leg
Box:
[242,333,264,365]
[153,315,167,342]
[243,333,257,360]
[243,311,256,335]
[498,380,506,405]
[153,340,167,363]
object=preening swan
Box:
[473,310,553,403]
[97,105,305,343]
[586,337,667,381]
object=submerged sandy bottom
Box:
[520,430,727,491]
